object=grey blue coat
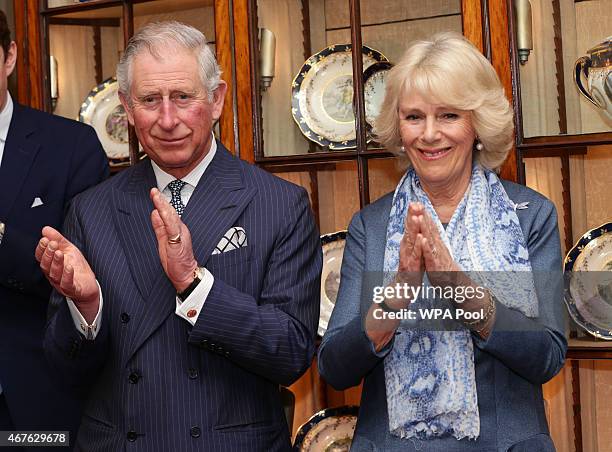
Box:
[318,180,567,452]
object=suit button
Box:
[128,372,141,384]
[121,313,130,323]
[188,368,199,379]
[200,339,209,347]
[190,426,201,438]
[126,430,138,441]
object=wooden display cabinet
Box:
[14,0,609,446]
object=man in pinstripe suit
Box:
[35,22,321,451]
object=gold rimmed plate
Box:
[363,61,393,136]
[79,77,130,165]
[293,405,358,451]
[291,44,388,150]
[319,231,347,337]
[564,222,612,340]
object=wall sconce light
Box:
[514,0,533,64]
[49,55,59,110]
[259,28,276,91]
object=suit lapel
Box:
[181,145,257,266]
[111,160,164,302]
[111,161,175,363]
[0,104,42,219]
[127,145,257,359]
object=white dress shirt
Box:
[0,93,14,169]
[68,138,218,338]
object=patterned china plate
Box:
[319,231,347,337]
[291,45,388,150]
[564,222,612,339]
[363,61,393,135]
[293,406,358,451]
[79,77,130,163]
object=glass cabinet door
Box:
[517,0,611,138]
[254,0,471,228]
[47,6,124,122]
[257,0,355,157]
[133,0,215,45]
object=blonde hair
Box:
[375,32,514,171]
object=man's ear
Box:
[4,41,17,78]
[211,80,227,121]
[118,91,135,125]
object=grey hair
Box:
[117,21,221,101]
[375,32,514,171]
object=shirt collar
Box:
[151,136,217,191]
[0,93,14,143]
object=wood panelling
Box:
[232,0,255,162]
[215,0,236,154]
[462,0,483,52]
[14,0,44,109]
[487,0,516,182]
[288,359,327,438]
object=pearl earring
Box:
[475,141,484,151]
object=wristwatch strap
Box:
[177,267,204,302]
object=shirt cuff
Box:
[66,281,103,340]
[175,268,214,325]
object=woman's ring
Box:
[168,233,182,244]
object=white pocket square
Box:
[212,227,247,255]
[31,197,44,208]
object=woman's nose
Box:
[422,117,440,142]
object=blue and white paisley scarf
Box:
[383,163,538,440]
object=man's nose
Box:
[157,99,179,130]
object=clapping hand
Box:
[35,226,99,323]
[397,202,425,286]
[401,203,460,285]
[149,188,198,293]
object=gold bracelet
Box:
[462,289,496,329]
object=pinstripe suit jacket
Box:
[44,144,322,452]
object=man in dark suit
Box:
[0,9,109,450]
[37,21,321,451]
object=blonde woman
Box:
[318,32,565,451]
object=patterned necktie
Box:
[167,179,187,216]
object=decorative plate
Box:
[319,231,347,337]
[292,44,388,150]
[564,222,612,340]
[79,77,130,163]
[363,61,393,135]
[294,405,358,452]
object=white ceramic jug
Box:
[574,37,612,122]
